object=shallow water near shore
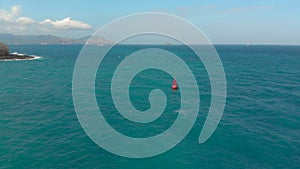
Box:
[0,44,299,168]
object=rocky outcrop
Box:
[0,41,35,60]
[0,53,34,60]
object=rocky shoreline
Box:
[0,53,38,61]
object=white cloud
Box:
[0,5,93,36]
[16,17,35,24]
[0,5,35,26]
[40,17,92,30]
[0,5,22,22]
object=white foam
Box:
[0,53,42,62]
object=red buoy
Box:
[172,79,178,90]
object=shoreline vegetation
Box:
[0,41,40,61]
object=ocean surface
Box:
[0,44,299,168]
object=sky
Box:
[0,0,299,44]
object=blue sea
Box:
[0,44,299,168]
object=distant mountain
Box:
[78,35,113,45]
[0,33,113,45]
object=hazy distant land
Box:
[0,33,113,45]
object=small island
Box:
[0,42,36,61]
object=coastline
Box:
[0,52,41,61]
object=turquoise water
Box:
[0,45,299,168]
